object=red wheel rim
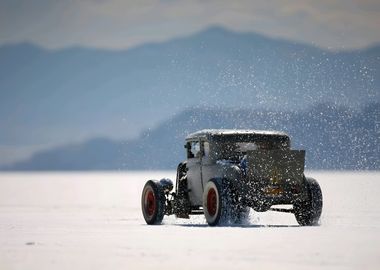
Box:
[207,188,217,216]
[145,190,156,217]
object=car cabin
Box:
[184,129,291,206]
[185,129,291,163]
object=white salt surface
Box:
[0,171,379,270]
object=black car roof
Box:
[186,129,289,141]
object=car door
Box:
[186,140,203,206]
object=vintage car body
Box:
[141,129,323,226]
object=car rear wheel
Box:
[141,180,165,225]
[234,206,251,224]
[203,179,228,226]
[294,177,323,226]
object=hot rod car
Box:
[141,129,322,226]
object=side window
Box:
[187,141,201,158]
[191,141,201,158]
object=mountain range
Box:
[0,26,379,169]
[3,103,379,170]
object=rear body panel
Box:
[246,150,307,206]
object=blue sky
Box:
[0,0,379,50]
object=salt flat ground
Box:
[0,171,379,270]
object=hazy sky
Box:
[0,0,379,50]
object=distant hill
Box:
[0,26,379,165]
[4,103,379,171]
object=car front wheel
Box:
[141,180,165,225]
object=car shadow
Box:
[173,223,300,228]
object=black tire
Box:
[294,177,323,226]
[203,179,229,226]
[141,180,165,225]
[234,206,251,224]
[228,190,251,224]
